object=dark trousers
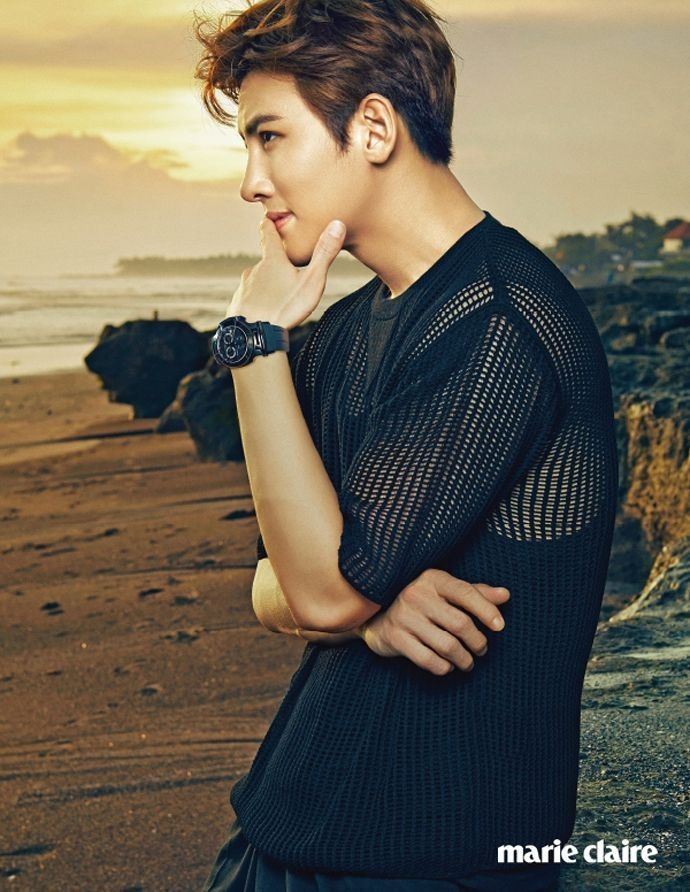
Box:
[201,819,562,891]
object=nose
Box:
[239,152,274,204]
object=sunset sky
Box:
[0,1,688,275]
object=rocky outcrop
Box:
[608,535,690,622]
[163,363,242,462]
[617,393,690,551]
[584,279,690,623]
[84,320,210,418]
[154,320,318,462]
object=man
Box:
[196,2,618,890]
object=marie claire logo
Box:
[498,838,658,865]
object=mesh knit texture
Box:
[231,210,619,881]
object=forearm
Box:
[231,350,372,632]
[252,558,363,644]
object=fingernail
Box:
[478,646,488,656]
[328,220,345,236]
[492,617,504,630]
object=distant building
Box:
[661,221,690,254]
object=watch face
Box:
[213,319,253,366]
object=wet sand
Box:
[0,370,688,890]
[0,369,306,890]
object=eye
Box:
[259,130,278,145]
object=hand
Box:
[225,217,347,330]
[359,568,510,676]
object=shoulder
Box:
[485,217,568,290]
[386,243,565,406]
[484,218,606,366]
[484,218,591,330]
[479,218,615,417]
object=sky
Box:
[0,0,688,275]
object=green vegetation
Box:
[542,211,689,286]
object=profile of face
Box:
[237,70,369,266]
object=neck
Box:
[346,165,485,299]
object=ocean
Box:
[0,272,371,379]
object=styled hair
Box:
[193,0,459,165]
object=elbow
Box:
[284,590,334,633]
[290,571,382,633]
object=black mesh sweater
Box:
[230,209,619,882]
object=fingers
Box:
[441,603,489,654]
[430,570,509,632]
[259,215,287,258]
[419,602,489,662]
[379,616,482,675]
[371,571,513,677]
[424,625,479,672]
[391,631,459,676]
[473,582,511,603]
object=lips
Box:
[272,213,294,231]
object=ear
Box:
[353,92,397,163]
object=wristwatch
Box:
[211,315,290,368]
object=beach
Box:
[1,362,689,890]
[0,368,308,890]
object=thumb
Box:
[307,219,346,277]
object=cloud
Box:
[0,131,189,184]
[0,131,262,275]
[0,17,197,71]
[1,5,687,275]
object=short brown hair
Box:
[193,0,458,165]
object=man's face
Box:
[237,70,364,265]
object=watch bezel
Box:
[212,315,256,367]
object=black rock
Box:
[84,319,210,418]
[156,320,318,459]
[174,366,243,461]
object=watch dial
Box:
[216,323,250,364]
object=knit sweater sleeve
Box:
[336,301,563,610]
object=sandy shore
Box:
[1,369,689,890]
[0,369,306,890]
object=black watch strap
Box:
[256,321,290,356]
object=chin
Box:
[284,240,317,268]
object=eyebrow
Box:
[237,113,285,143]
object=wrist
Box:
[355,620,370,642]
[225,305,289,329]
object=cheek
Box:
[281,136,358,224]
[285,142,345,199]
